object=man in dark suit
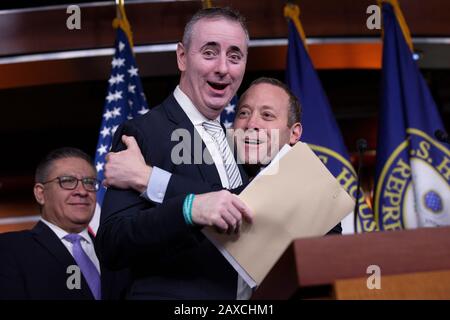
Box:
[97,63,343,301]
[0,147,128,300]
[95,7,255,300]
[102,77,342,235]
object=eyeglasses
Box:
[42,176,100,192]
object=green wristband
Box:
[183,194,195,226]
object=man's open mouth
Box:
[207,81,229,91]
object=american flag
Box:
[89,27,149,234]
[220,95,238,128]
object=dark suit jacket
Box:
[96,94,248,299]
[0,221,129,300]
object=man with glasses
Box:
[0,147,128,300]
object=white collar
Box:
[40,217,91,244]
[173,85,221,126]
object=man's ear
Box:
[33,183,45,206]
[176,42,187,72]
[289,122,302,145]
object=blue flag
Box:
[285,19,377,233]
[220,95,238,129]
[375,3,449,231]
[90,27,149,233]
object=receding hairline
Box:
[182,12,250,49]
[237,78,302,126]
[239,83,290,116]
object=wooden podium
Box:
[252,226,450,299]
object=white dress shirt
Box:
[145,85,231,201]
[174,85,232,188]
[40,218,101,274]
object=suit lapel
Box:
[162,94,222,185]
[32,221,76,268]
[163,93,249,186]
[32,221,94,299]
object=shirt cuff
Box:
[141,166,171,203]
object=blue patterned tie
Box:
[64,234,101,300]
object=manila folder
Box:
[203,142,355,286]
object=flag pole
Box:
[115,0,120,18]
[284,3,308,52]
[202,0,213,9]
[113,0,134,48]
[379,0,413,51]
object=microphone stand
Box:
[354,139,367,233]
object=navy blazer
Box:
[0,221,129,300]
[96,94,248,299]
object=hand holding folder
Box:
[203,142,355,287]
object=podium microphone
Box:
[435,130,450,144]
[353,138,368,233]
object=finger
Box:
[227,205,242,225]
[121,135,129,147]
[225,222,233,235]
[227,206,242,234]
[105,152,112,162]
[221,211,237,234]
[103,164,109,178]
[122,135,139,151]
[214,218,228,233]
[234,219,241,234]
[232,196,253,223]
[214,225,225,234]
[102,179,109,188]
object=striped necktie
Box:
[203,120,250,299]
[203,120,242,188]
